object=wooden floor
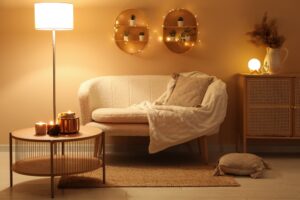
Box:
[1,151,300,200]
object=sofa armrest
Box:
[78,79,97,125]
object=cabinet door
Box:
[294,78,300,137]
[246,78,292,137]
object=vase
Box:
[263,47,288,73]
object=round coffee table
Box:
[9,126,105,198]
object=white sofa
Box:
[78,75,214,163]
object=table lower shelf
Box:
[13,156,102,176]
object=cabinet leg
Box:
[62,142,65,156]
[9,133,13,187]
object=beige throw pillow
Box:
[166,75,212,107]
[214,153,270,178]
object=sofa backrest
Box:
[88,75,170,108]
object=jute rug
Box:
[58,153,239,188]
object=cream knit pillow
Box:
[214,153,270,178]
[166,75,212,107]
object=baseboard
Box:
[0,145,8,152]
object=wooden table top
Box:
[11,126,103,142]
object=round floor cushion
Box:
[213,153,270,178]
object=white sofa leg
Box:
[198,136,208,164]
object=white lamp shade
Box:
[35,3,73,30]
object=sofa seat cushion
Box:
[86,122,149,136]
[92,108,148,124]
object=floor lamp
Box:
[34,3,74,122]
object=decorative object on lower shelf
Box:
[35,122,47,136]
[123,31,129,41]
[139,32,145,41]
[181,29,193,42]
[168,30,176,41]
[47,121,60,136]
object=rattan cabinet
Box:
[239,74,300,152]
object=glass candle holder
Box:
[35,122,47,136]
[47,121,60,136]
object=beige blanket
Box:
[133,72,228,153]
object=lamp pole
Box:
[52,30,56,122]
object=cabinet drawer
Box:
[247,78,291,105]
[247,107,291,137]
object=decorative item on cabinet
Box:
[124,31,129,41]
[248,58,261,74]
[163,9,198,53]
[247,12,287,74]
[139,32,145,41]
[114,9,149,54]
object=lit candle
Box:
[66,110,75,118]
[47,121,60,136]
[58,110,76,119]
[35,122,47,136]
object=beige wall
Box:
[0,0,299,146]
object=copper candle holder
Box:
[59,117,80,134]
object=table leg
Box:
[9,133,13,187]
[50,142,54,198]
[62,142,65,156]
[102,132,106,184]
